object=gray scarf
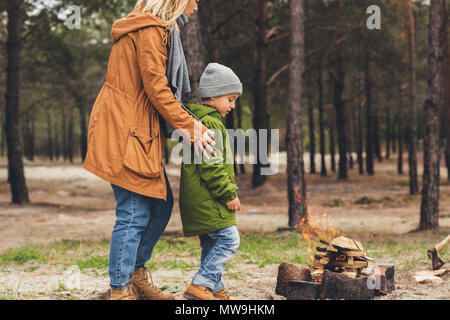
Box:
[163,13,198,137]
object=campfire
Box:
[276,235,395,300]
[311,236,373,282]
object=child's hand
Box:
[226,196,241,212]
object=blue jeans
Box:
[109,171,173,289]
[192,226,240,293]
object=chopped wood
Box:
[330,236,364,251]
[412,274,443,285]
[411,268,449,284]
[327,260,368,268]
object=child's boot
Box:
[184,283,219,300]
[131,267,175,300]
[213,289,233,300]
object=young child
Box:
[179,63,242,300]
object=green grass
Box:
[1,232,447,275]
[0,246,48,265]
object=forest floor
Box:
[0,154,449,300]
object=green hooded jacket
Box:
[179,104,239,237]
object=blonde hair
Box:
[135,0,188,31]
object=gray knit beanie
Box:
[199,63,243,99]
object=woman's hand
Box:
[194,129,216,160]
[226,196,241,212]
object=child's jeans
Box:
[109,171,173,290]
[192,225,240,293]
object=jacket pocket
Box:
[123,125,161,178]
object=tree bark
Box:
[329,117,336,173]
[5,0,29,204]
[397,80,404,175]
[374,111,382,163]
[62,107,67,161]
[357,101,364,175]
[364,51,374,176]
[318,57,327,177]
[287,0,308,228]
[54,111,60,160]
[68,106,74,164]
[420,0,446,230]
[408,4,419,195]
[72,92,87,162]
[332,40,348,180]
[236,98,245,175]
[444,4,450,182]
[307,75,316,174]
[46,111,54,161]
[252,0,270,188]
[385,107,391,160]
[181,11,207,104]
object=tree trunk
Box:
[364,51,375,176]
[307,75,316,174]
[357,101,364,175]
[252,0,270,189]
[392,116,397,154]
[318,57,327,177]
[76,101,87,162]
[385,107,391,160]
[54,111,60,160]
[408,4,419,195]
[347,103,356,170]
[397,80,404,175]
[23,112,31,161]
[5,0,29,204]
[62,107,67,161]
[68,106,74,164]
[287,0,308,228]
[237,98,245,175]
[329,119,336,173]
[46,111,54,161]
[332,40,348,180]
[30,113,35,161]
[181,11,207,104]
[374,111,382,163]
[444,5,450,182]
[420,0,446,230]
[0,122,5,158]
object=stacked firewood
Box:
[311,236,373,282]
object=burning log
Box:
[275,263,312,297]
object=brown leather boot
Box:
[213,289,233,300]
[109,283,139,300]
[131,267,174,300]
[184,284,219,300]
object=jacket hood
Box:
[111,10,168,43]
[185,104,221,120]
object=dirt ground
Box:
[0,154,449,300]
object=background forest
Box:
[0,0,449,300]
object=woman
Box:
[83,0,214,300]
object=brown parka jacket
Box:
[83,11,207,200]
